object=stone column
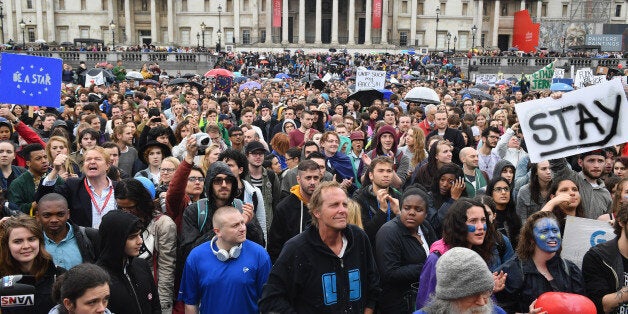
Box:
[393,0,399,44]
[331,0,339,44]
[477,0,483,29]
[167,0,174,44]
[520,0,526,10]
[125,0,132,44]
[265,0,272,43]
[381,0,388,44]
[493,0,499,47]
[536,0,542,20]
[252,0,259,43]
[315,0,322,44]
[365,0,372,45]
[347,0,355,45]
[410,0,417,46]
[46,0,55,42]
[5,0,14,43]
[234,0,240,44]
[35,0,44,40]
[281,0,288,44]
[150,0,157,43]
[298,0,305,44]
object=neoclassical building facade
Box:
[1,0,626,51]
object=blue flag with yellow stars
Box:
[214,75,233,93]
[0,53,62,108]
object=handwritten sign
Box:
[0,53,62,108]
[574,68,594,89]
[355,70,386,91]
[553,68,564,79]
[562,216,615,268]
[515,78,628,163]
[474,74,498,86]
[530,62,554,90]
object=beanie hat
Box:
[435,247,494,300]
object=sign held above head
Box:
[0,53,62,108]
[515,78,628,163]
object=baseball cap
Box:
[245,141,268,155]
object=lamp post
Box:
[197,32,200,49]
[435,8,440,49]
[200,22,206,48]
[217,4,222,52]
[109,20,116,51]
[447,32,451,53]
[468,25,477,80]
[0,1,5,44]
[19,19,25,49]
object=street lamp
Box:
[453,36,457,53]
[196,32,200,48]
[447,32,451,53]
[468,25,477,80]
[19,19,25,49]
[109,20,116,51]
[435,8,440,49]
[200,22,206,48]
[0,1,5,44]
[217,4,222,52]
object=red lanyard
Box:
[84,179,113,216]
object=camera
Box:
[193,132,211,155]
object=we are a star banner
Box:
[0,53,62,108]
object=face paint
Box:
[533,218,562,253]
[467,224,487,233]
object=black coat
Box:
[96,210,161,314]
[582,238,626,314]
[267,192,311,263]
[375,217,437,313]
[426,127,465,165]
[36,177,118,228]
[496,254,585,313]
[1,263,65,314]
[352,185,402,244]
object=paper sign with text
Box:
[515,78,628,163]
[355,70,386,91]
[0,53,62,108]
[562,216,615,269]
[474,74,498,86]
[553,68,565,79]
[530,62,554,90]
[574,68,594,89]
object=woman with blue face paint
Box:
[415,198,507,309]
[495,211,585,313]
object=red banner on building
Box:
[512,10,540,53]
[372,0,382,29]
[272,0,282,27]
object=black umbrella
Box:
[81,68,115,80]
[347,89,384,107]
[312,79,326,91]
[301,73,319,83]
[140,79,160,86]
[181,73,197,78]
[167,78,190,86]
[459,88,494,101]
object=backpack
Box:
[197,198,244,232]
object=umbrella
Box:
[233,71,242,77]
[35,39,46,44]
[506,76,519,83]
[60,42,74,46]
[474,84,491,91]
[459,88,494,101]
[126,71,144,80]
[140,79,160,86]
[402,74,415,80]
[404,87,440,104]
[275,73,290,79]
[270,78,283,83]
[550,82,574,92]
[182,73,197,78]
[234,76,248,83]
[301,73,319,83]
[239,81,262,91]
[378,89,393,101]
[496,79,511,86]
[83,68,115,80]
[168,78,191,86]
[312,79,326,91]
[259,60,269,65]
[204,68,234,77]
[347,89,384,107]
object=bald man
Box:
[460,147,489,197]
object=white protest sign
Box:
[474,74,498,86]
[574,68,593,89]
[515,78,628,163]
[592,75,606,85]
[355,70,386,91]
[562,216,615,269]
[553,68,565,79]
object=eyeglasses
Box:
[211,177,230,185]
[494,186,510,193]
[160,168,175,173]
[188,176,204,183]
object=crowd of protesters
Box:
[1,49,628,314]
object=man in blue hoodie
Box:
[320,131,356,194]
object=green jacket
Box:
[8,171,63,215]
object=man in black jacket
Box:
[259,181,381,313]
[36,193,100,270]
[267,160,321,263]
[353,156,402,244]
[426,110,465,165]
[582,204,628,313]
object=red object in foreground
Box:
[204,68,234,78]
[535,292,596,314]
[512,10,540,53]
